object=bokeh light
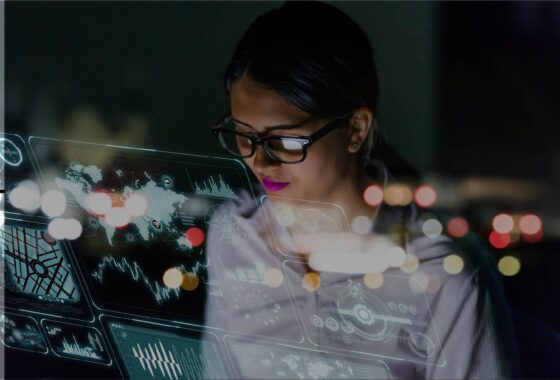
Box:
[185,227,205,247]
[384,184,413,206]
[302,272,321,292]
[447,217,469,238]
[519,214,542,235]
[409,271,429,293]
[9,180,41,212]
[48,218,67,239]
[125,192,148,217]
[87,192,112,215]
[498,256,521,276]
[363,273,384,289]
[443,254,464,275]
[40,190,67,217]
[522,229,543,244]
[387,246,407,267]
[181,272,200,291]
[351,216,372,235]
[105,207,131,228]
[363,184,384,207]
[163,268,183,289]
[66,218,83,240]
[275,206,296,227]
[265,268,284,288]
[414,185,437,208]
[400,254,419,273]
[422,219,443,238]
[489,231,511,249]
[492,213,514,234]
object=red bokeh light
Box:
[447,217,469,238]
[522,229,543,244]
[414,185,437,208]
[489,231,511,249]
[185,227,205,247]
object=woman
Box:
[203,2,517,379]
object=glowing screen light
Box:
[414,185,437,208]
[363,184,384,207]
[40,190,67,217]
[492,213,514,234]
[447,217,469,238]
[9,180,41,212]
[498,256,521,276]
[489,231,511,249]
[87,192,112,215]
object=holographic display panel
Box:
[105,318,228,379]
[29,137,255,322]
[225,336,390,379]
[42,319,112,365]
[0,312,48,354]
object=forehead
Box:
[230,73,310,128]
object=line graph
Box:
[91,256,209,304]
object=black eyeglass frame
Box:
[211,113,351,164]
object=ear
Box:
[347,107,374,153]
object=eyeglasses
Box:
[211,113,350,164]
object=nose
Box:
[251,144,279,176]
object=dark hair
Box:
[223,1,380,162]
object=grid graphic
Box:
[1,226,79,302]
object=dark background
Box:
[5,1,560,378]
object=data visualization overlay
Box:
[107,320,227,379]
[226,337,390,379]
[42,320,111,365]
[0,313,48,353]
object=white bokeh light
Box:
[9,180,41,212]
[48,218,67,239]
[351,216,373,235]
[105,207,131,228]
[40,190,67,217]
[66,218,83,240]
[422,218,443,238]
[125,192,148,217]
[387,246,407,267]
[87,192,112,215]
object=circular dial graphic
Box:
[336,281,392,342]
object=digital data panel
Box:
[0,313,48,354]
[29,137,256,323]
[105,318,228,379]
[225,336,390,379]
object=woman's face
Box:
[230,73,354,202]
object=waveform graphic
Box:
[194,175,239,200]
[61,334,102,359]
[132,340,223,380]
[132,340,181,379]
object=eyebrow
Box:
[231,116,312,131]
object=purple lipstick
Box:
[262,177,290,192]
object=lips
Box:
[262,177,290,192]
